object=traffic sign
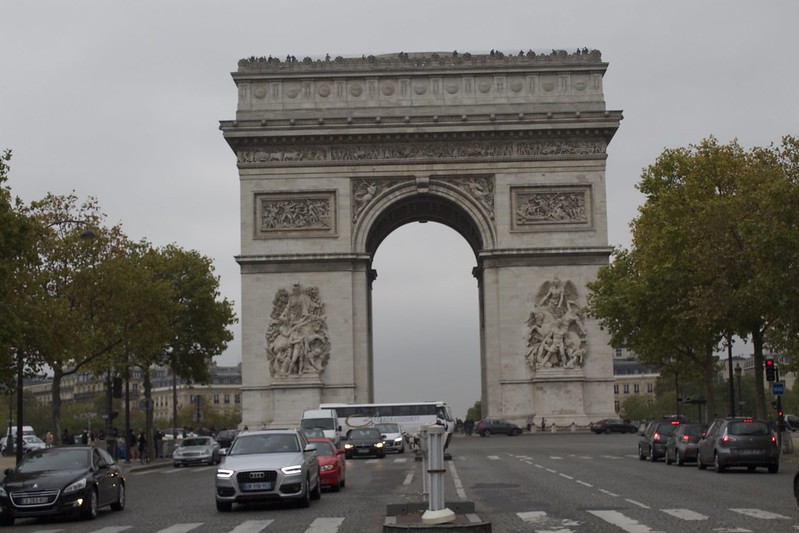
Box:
[772,382,785,396]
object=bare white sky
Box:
[3,1,797,418]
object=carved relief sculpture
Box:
[447,176,495,219]
[525,277,588,371]
[265,283,331,378]
[516,191,587,225]
[260,197,331,231]
[351,178,407,222]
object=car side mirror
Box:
[219,448,227,456]
[380,434,387,440]
[336,449,345,456]
[304,443,317,453]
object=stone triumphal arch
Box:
[221,50,622,428]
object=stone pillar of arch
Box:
[221,50,622,428]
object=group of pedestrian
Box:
[455,418,475,436]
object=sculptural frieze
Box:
[351,178,408,222]
[265,283,331,378]
[525,277,588,371]
[515,190,588,226]
[237,139,606,167]
[256,193,334,235]
[446,176,495,219]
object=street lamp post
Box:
[735,363,743,417]
[726,335,735,417]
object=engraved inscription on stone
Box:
[255,191,336,238]
[265,283,331,378]
[525,277,587,372]
[512,186,592,231]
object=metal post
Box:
[172,367,178,440]
[124,363,131,464]
[421,425,455,525]
[15,352,23,465]
[735,363,743,417]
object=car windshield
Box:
[17,448,90,473]
[350,428,380,439]
[229,434,300,454]
[310,440,335,456]
[657,423,679,436]
[375,423,400,433]
[23,436,44,443]
[728,422,771,436]
[301,418,335,430]
[181,438,211,447]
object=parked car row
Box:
[638,416,780,474]
[590,418,637,434]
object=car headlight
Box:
[64,477,87,494]
[394,438,403,444]
[216,469,234,479]
[281,464,303,475]
[320,464,334,471]
[375,442,384,448]
[344,443,353,449]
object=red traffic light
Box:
[766,359,774,367]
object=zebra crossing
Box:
[13,505,797,533]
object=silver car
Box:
[374,423,405,453]
[215,429,321,511]
[173,436,220,467]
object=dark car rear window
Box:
[656,423,679,436]
[682,425,705,437]
[728,422,771,436]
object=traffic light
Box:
[765,358,776,382]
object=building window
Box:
[224,394,230,404]
[615,347,623,358]
[647,383,654,393]
[634,384,640,393]
[623,384,629,394]
[235,394,240,404]
[613,384,619,394]
[213,394,220,404]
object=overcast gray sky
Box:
[3,1,797,419]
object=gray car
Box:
[215,429,321,511]
[697,417,779,473]
[173,436,220,467]
[374,423,405,453]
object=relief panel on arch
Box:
[254,191,337,238]
[511,185,593,232]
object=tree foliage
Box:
[588,136,799,420]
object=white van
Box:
[300,409,341,447]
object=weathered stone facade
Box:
[221,50,621,428]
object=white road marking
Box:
[588,510,661,533]
[576,480,593,487]
[598,488,619,497]
[534,464,544,469]
[449,461,468,500]
[546,468,557,473]
[365,459,379,464]
[88,528,134,533]
[730,508,791,520]
[465,514,482,523]
[517,511,548,523]
[393,458,407,463]
[156,524,203,533]
[550,456,562,460]
[305,517,345,532]
[559,473,573,480]
[626,499,649,509]
[661,508,708,521]
[403,472,414,485]
[487,455,500,460]
[227,520,275,533]
[601,455,622,459]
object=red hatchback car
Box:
[308,438,346,491]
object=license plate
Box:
[740,449,763,455]
[21,497,49,505]
[240,482,272,491]
[357,449,369,454]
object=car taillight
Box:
[681,435,690,443]
[771,435,777,443]
[653,432,661,442]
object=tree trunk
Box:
[702,344,717,423]
[51,365,63,445]
[752,327,767,419]
[144,368,155,460]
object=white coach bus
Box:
[320,401,455,448]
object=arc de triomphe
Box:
[220,50,622,428]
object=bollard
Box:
[421,425,455,525]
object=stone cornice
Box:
[236,49,605,76]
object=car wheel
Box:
[638,446,646,461]
[216,500,232,512]
[173,462,180,468]
[80,488,98,520]
[747,465,756,472]
[298,477,311,508]
[399,444,405,454]
[714,453,725,473]
[311,472,322,500]
[665,451,673,465]
[677,451,685,467]
[340,475,346,488]
[0,512,14,527]
[512,429,521,436]
[649,449,658,462]
[768,463,779,474]
[604,428,611,435]
[110,483,125,511]
[481,430,491,437]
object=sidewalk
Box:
[0,452,172,474]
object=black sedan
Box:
[590,418,637,434]
[475,419,523,436]
[343,428,385,459]
[0,446,125,526]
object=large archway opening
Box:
[371,221,480,421]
